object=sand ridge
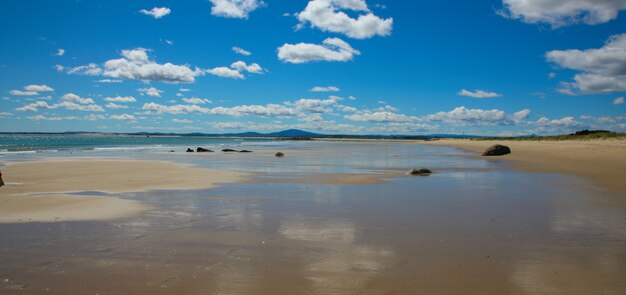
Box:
[425,139,626,198]
[0,159,251,223]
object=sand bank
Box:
[425,139,626,196]
[0,159,250,223]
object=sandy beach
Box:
[425,139,626,198]
[0,159,250,223]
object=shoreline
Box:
[424,139,626,202]
[0,159,251,223]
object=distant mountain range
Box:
[0,129,486,139]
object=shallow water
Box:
[0,141,625,294]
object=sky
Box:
[1,0,625,135]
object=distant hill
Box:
[265,129,321,137]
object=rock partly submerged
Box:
[482,145,511,156]
[197,147,213,152]
[275,152,285,158]
[186,148,194,153]
[407,168,432,176]
[221,149,237,152]
[239,150,252,153]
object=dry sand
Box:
[0,159,250,223]
[426,139,626,197]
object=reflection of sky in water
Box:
[1,142,625,293]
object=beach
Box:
[0,159,249,223]
[0,139,625,294]
[426,139,626,200]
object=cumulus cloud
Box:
[96,79,122,83]
[420,106,528,126]
[109,114,137,121]
[9,84,54,96]
[105,103,128,109]
[102,48,202,83]
[27,115,80,121]
[206,67,244,79]
[458,89,502,98]
[9,90,39,96]
[137,87,163,97]
[140,7,171,19]
[345,111,418,123]
[614,96,625,105]
[104,96,136,103]
[210,0,264,19]
[172,118,193,123]
[310,86,340,92]
[66,63,103,76]
[277,38,360,64]
[499,0,626,27]
[182,97,212,104]
[232,46,252,56]
[205,60,265,79]
[296,0,393,39]
[16,93,104,112]
[55,48,65,56]
[546,34,626,94]
[142,102,298,118]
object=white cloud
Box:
[109,114,137,121]
[96,79,122,83]
[277,37,360,64]
[310,86,340,92]
[179,88,191,92]
[104,96,136,103]
[105,103,128,109]
[9,84,54,96]
[55,48,65,56]
[210,0,264,19]
[142,102,298,118]
[140,7,171,19]
[182,97,212,104]
[206,60,265,79]
[206,66,245,79]
[17,94,104,112]
[230,61,264,74]
[137,87,163,97]
[345,111,417,123]
[232,46,252,56]
[103,48,202,83]
[546,34,626,94]
[458,89,502,98]
[25,84,54,92]
[172,118,193,123]
[27,115,80,121]
[62,93,95,104]
[420,106,523,126]
[288,96,341,113]
[296,0,393,39]
[348,95,357,100]
[66,63,103,76]
[9,90,39,96]
[499,0,626,27]
[614,96,625,105]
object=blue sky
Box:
[1,0,625,135]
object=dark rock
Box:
[169,150,175,153]
[186,148,194,153]
[482,145,511,156]
[197,147,213,152]
[275,152,285,158]
[221,149,237,152]
[0,171,4,187]
[407,168,432,176]
[239,150,252,153]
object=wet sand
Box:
[0,160,249,223]
[0,142,625,294]
[424,139,626,199]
